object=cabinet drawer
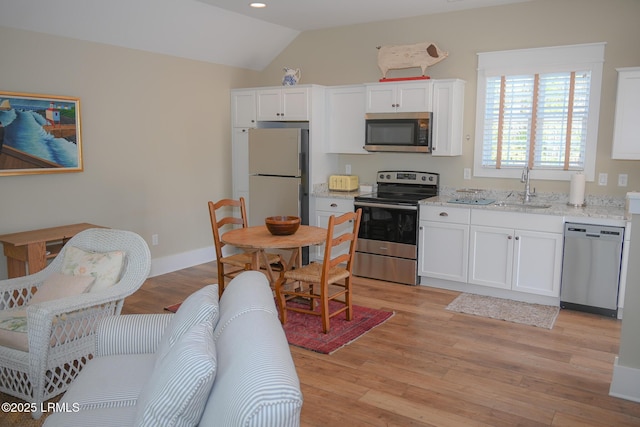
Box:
[315,197,354,212]
[420,205,470,223]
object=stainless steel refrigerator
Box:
[248,128,309,230]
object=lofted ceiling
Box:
[0,0,531,70]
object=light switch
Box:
[463,168,471,180]
[598,173,608,186]
[618,174,628,187]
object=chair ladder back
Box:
[321,209,362,276]
[208,198,248,258]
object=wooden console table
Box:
[0,223,104,278]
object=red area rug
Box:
[164,302,181,313]
[281,300,394,354]
[164,300,394,354]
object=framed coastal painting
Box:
[0,91,83,176]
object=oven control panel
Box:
[377,170,439,185]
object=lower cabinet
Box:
[312,197,354,261]
[419,206,564,298]
[468,213,563,297]
[418,206,470,282]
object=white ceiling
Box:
[197,0,531,32]
[0,0,531,70]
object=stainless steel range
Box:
[353,170,439,285]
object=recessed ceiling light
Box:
[250,2,266,8]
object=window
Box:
[474,43,605,181]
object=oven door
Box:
[353,201,418,285]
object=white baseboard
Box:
[149,246,215,278]
[609,356,640,402]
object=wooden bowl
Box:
[265,216,300,235]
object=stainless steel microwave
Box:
[364,112,432,153]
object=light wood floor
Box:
[125,262,640,427]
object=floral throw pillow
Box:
[61,246,125,292]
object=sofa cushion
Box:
[57,353,156,410]
[42,404,138,427]
[61,246,125,292]
[155,284,218,364]
[29,273,95,305]
[0,309,28,351]
[135,321,217,427]
[201,309,302,427]
[213,271,277,341]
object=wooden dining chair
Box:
[275,209,362,333]
[208,198,282,297]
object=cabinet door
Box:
[231,90,256,128]
[431,80,464,156]
[312,198,354,261]
[256,89,282,121]
[281,87,309,121]
[512,230,563,297]
[612,68,640,159]
[365,84,397,113]
[468,225,513,289]
[232,128,250,199]
[419,220,469,282]
[396,82,432,113]
[326,86,367,154]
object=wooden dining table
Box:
[221,225,326,284]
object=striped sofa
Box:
[43,271,303,427]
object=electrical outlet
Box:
[618,174,628,187]
[345,164,351,175]
[463,168,471,180]
[598,173,608,186]
[152,234,159,246]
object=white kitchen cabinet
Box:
[231,89,256,128]
[431,79,464,157]
[256,86,310,121]
[418,205,470,282]
[468,211,563,297]
[325,85,368,154]
[612,67,640,159]
[365,81,432,113]
[231,127,250,201]
[312,197,354,261]
[231,89,257,203]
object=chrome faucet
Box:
[521,165,535,202]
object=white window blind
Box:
[474,43,604,181]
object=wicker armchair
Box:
[0,228,151,419]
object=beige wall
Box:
[257,0,640,196]
[0,26,258,279]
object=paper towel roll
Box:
[569,173,586,205]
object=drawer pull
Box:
[439,212,449,217]
[330,203,338,208]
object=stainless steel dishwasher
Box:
[560,222,625,317]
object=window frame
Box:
[473,43,605,182]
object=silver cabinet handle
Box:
[508,235,513,240]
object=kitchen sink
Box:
[493,201,552,209]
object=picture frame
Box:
[0,91,83,176]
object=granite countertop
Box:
[313,190,362,199]
[312,183,629,224]
[422,187,628,224]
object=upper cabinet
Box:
[256,86,310,121]
[612,67,640,159]
[431,79,465,157]
[231,89,257,128]
[365,81,433,113]
[325,85,368,154]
